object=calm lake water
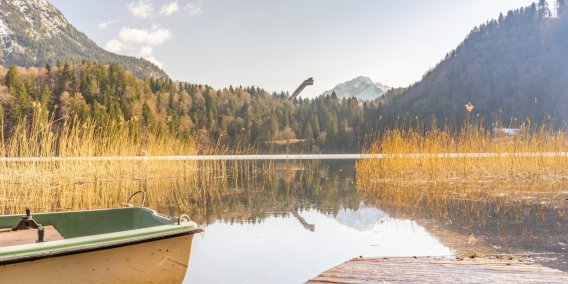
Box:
[2,156,566,282]
[180,160,568,283]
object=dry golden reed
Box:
[0,105,272,215]
[356,122,568,187]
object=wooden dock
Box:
[306,256,568,283]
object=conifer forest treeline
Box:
[0,61,386,153]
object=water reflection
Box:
[183,161,451,283]
[357,183,568,271]
[185,208,450,284]
[182,160,568,282]
[183,161,360,225]
[335,207,388,231]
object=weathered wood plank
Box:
[306,256,568,284]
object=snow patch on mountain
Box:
[0,14,25,54]
[16,0,31,16]
[375,81,390,93]
[322,76,390,101]
[7,0,67,40]
[0,14,15,54]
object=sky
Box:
[49,0,536,97]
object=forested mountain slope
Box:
[382,1,568,127]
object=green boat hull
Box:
[0,207,202,283]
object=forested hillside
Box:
[380,0,568,127]
[0,61,385,153]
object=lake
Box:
[1,156,565,283]
[181,160,568,283]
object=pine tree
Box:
[304,123,314,144]
[14,83,30,119]
[39,86,52,110]
[250,121,260,145]
[311,114,320,136]
[269,112,279,139]
[142,102,155,130]
[5,64,19,89]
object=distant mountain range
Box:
[323,76,390,101]
[0,0,167,78]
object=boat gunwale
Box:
[0,226,203,265]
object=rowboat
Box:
[0,192,203,283]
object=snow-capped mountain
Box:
[0,0,166,78]
[323,76,390,101]
[1,0,66,42]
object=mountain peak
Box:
[323,76,389,101]
[353,75,370,80]
[2,0,68,42]
[0,0,167,78]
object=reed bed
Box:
[0,104,329,220]
[0,106,283,216]
[355,121,568,256]
[356,123,568,186]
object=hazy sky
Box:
[49,0,536,97]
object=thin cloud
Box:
[183,1,202,17]
[160,1,180,16]
[105,25,173,68]
[137,46,163,67]
[127,0,154,18]
[118,25,172,46]
[105,39,125,53]
[97,20,118,30]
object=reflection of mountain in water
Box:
[334,205,388,232]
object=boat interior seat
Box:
[0,226,64,247]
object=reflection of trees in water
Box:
[0,160,357,223]
[357,183,568,271]
[180,161,361,225]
